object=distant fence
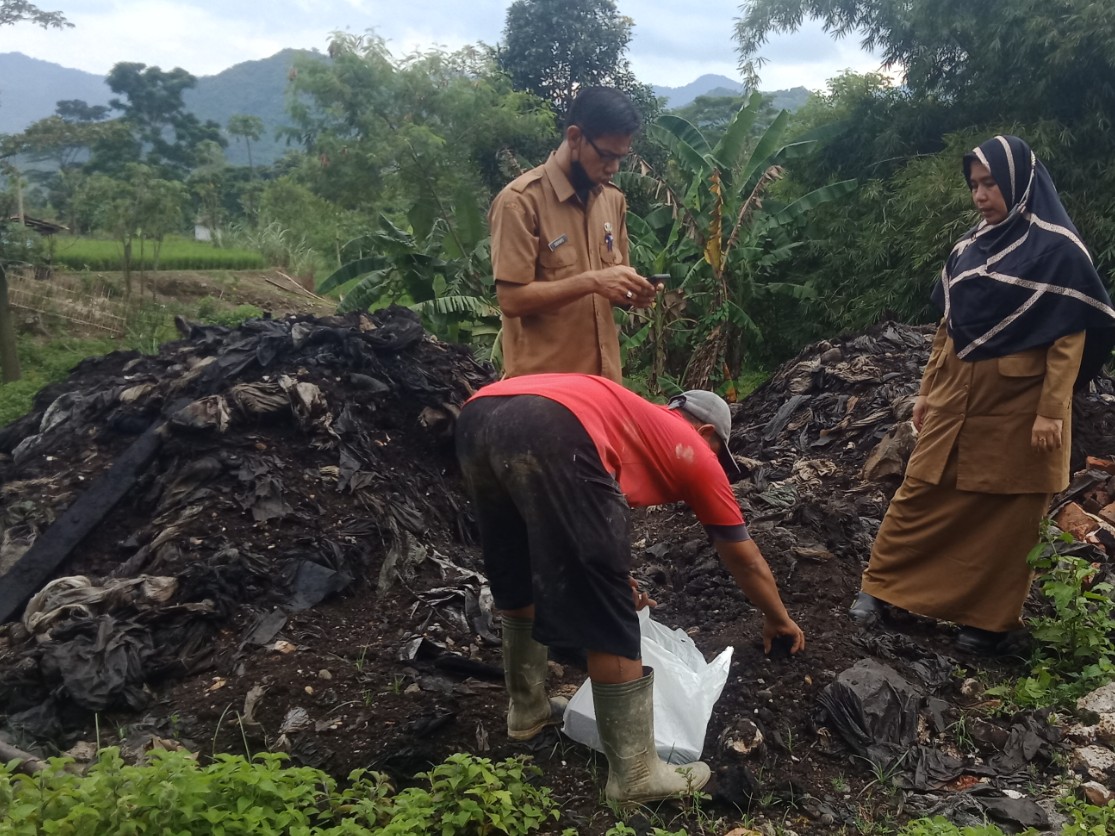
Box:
[7,269,127,335]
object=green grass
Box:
[0,298,264,427]
[51,235,266,272]
[0,335,117,426]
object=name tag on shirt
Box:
[548,234,569,252]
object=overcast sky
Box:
[3,0,885,91]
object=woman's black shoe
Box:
[955,626,1008,655]
[848,592,885,626]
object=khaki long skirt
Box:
[861,452,1049,633]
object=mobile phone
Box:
[650,273,669,288]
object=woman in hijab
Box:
[849,135,1115,654]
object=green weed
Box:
[988,521,1115,709]
[0,747,560,835]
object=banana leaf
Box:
[318,256,386,294]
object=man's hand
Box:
[1032,415,1063,451]
[763,614,806,655]
[912,395,928,431]
[629,576,657,611]
[714,538,807,655]
[594,266,658,308]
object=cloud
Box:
[4,0,883,90]
[11,1,336,75]
[624,2,884,91]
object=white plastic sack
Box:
[561,607,733,764]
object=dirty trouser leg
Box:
[455,397,579,738]
[456,395,702,796]
[455,395,640,659]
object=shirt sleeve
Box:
[677,447,747,532]
[919,320,949,396]
[489,190,538,286]
[703,522,752,543]
[1037,331,1086,417]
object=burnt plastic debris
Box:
[0,306,494,738]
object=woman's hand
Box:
[912,395,928,431]
[1031,415,1063,451]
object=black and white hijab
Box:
[930,135,1115,385]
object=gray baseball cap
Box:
[667,390,743,482]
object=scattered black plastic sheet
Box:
[817,660,996,792]
[905,786,1050,833]
[39,615,154,712]
[818,657,1054,817]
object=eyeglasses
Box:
[584,135,630,164]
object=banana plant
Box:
[617,92,856,390]
[317,186,500,354]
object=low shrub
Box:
[0,748,560,835]
[989,523,1115,709]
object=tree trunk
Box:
[0,263,22,382]
[122,238,133,296]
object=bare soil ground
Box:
[2,276,1113,835]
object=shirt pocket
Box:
[538,245,578,280]
[997,348,1046,377]
[599,242,621,265]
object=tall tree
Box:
[734,0,1115,126]
[17,105,126,230]
[498,0,651,117]
[0,0,71,383]
[189,140,228,247]
[74,165,187,295]
[227,115,264,221]
[0,0,68,28]
[97,63,225,177]
[285,35,554,218]
[227,114,264,175]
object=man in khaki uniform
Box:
[489,87,659,382]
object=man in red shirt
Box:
[456,374,805,805]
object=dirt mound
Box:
[1,306,490,736]
[2,316,1115,834]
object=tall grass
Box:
[51,235,266,271]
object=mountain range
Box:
[0,53,813,167]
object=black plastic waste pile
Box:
[0,306,492,738]
[718,321,1115,570]
[4,311,1115,833]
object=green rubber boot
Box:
[592,667,711,804]
[502,616,567,740]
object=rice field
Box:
[50,235,266,271]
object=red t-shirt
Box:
[469,374,746,534]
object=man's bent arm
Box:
[714,538,805,653]
[497,265,654,318]
[497,274,601,318]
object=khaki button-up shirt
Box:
[906,322,1084,494]
[489,154,629,382]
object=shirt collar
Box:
[543,152,600,204]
